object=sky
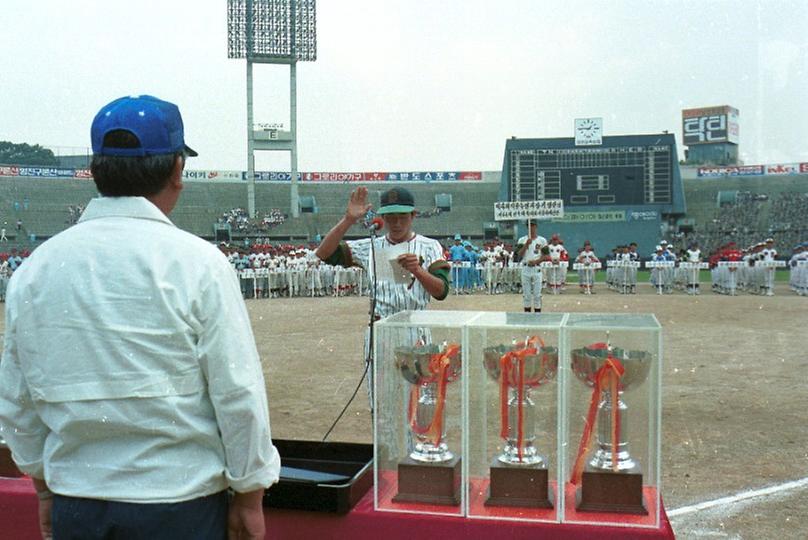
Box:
[2,0,807,171]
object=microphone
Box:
[369,217,384,231]
[363,210,383,231]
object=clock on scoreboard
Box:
[574,117,603,146]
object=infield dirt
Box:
[253,285,807,539]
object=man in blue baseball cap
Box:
[0,95,280,539]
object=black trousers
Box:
[52,491,228,540]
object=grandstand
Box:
[0,175,500,246]
[0,165,805,256]
[675,169,807,254]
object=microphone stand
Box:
[322,219,381,441]
[366,222,380,414]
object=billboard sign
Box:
[682,105,738,146]
[727,107,739,144]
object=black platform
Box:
[262,439,373,514]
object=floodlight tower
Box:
[227,0,317,218]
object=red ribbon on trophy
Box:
[498,336,544,462]
[570,343,625,485]
[407,343,461,446]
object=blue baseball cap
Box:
[91,95,198,157]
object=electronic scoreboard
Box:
[504,134,679,209]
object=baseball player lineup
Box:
[219,233,806,301]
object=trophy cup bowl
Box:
[571,346,652,393]
[394,343,462,463]
[395,344,461,385]
[483,344,558,388]
[483,343,558,466]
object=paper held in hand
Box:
[373,241,414,284]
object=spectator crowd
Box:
[217,207,287,234]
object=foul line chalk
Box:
[668,476,808,517]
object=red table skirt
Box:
[0,476,675,539]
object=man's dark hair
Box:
[91,130,181,197]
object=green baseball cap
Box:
[377,187,415,214]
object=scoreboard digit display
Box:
[507,140,674,207]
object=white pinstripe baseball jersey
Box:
[345,234,447,318]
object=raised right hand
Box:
[346,187,372,223]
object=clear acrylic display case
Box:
[560,313,662,528]
[373,310,480,516]
[465,312,566,522]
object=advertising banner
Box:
[363,172,388,182]
[494,199,564,221]
[183,170,243,181]
[1,166,481,183]
[552,210,625,223]
[17,167,75,178]
[246,171,303,181]
[387,171,460,181]
[765,163,800,175]
[697,165,763,177]
[626,210,659,222]
[304,172,364,182]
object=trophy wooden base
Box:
[485,458,553,508]
[392,455,461,506]
[576,469,648,515]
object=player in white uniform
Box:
[315,187,451,409]
[760,238,778,296]
[789,243,808,295]
[516,222,548,312]
[0,259,10,301]
[684,243,702,295]
[627,242,640,293]
[546,235,567,294]
[660,240,676,294]
[649,246,668,292]
[479,244,496,294]
[575,241,599,294]
[744,243,764,294]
